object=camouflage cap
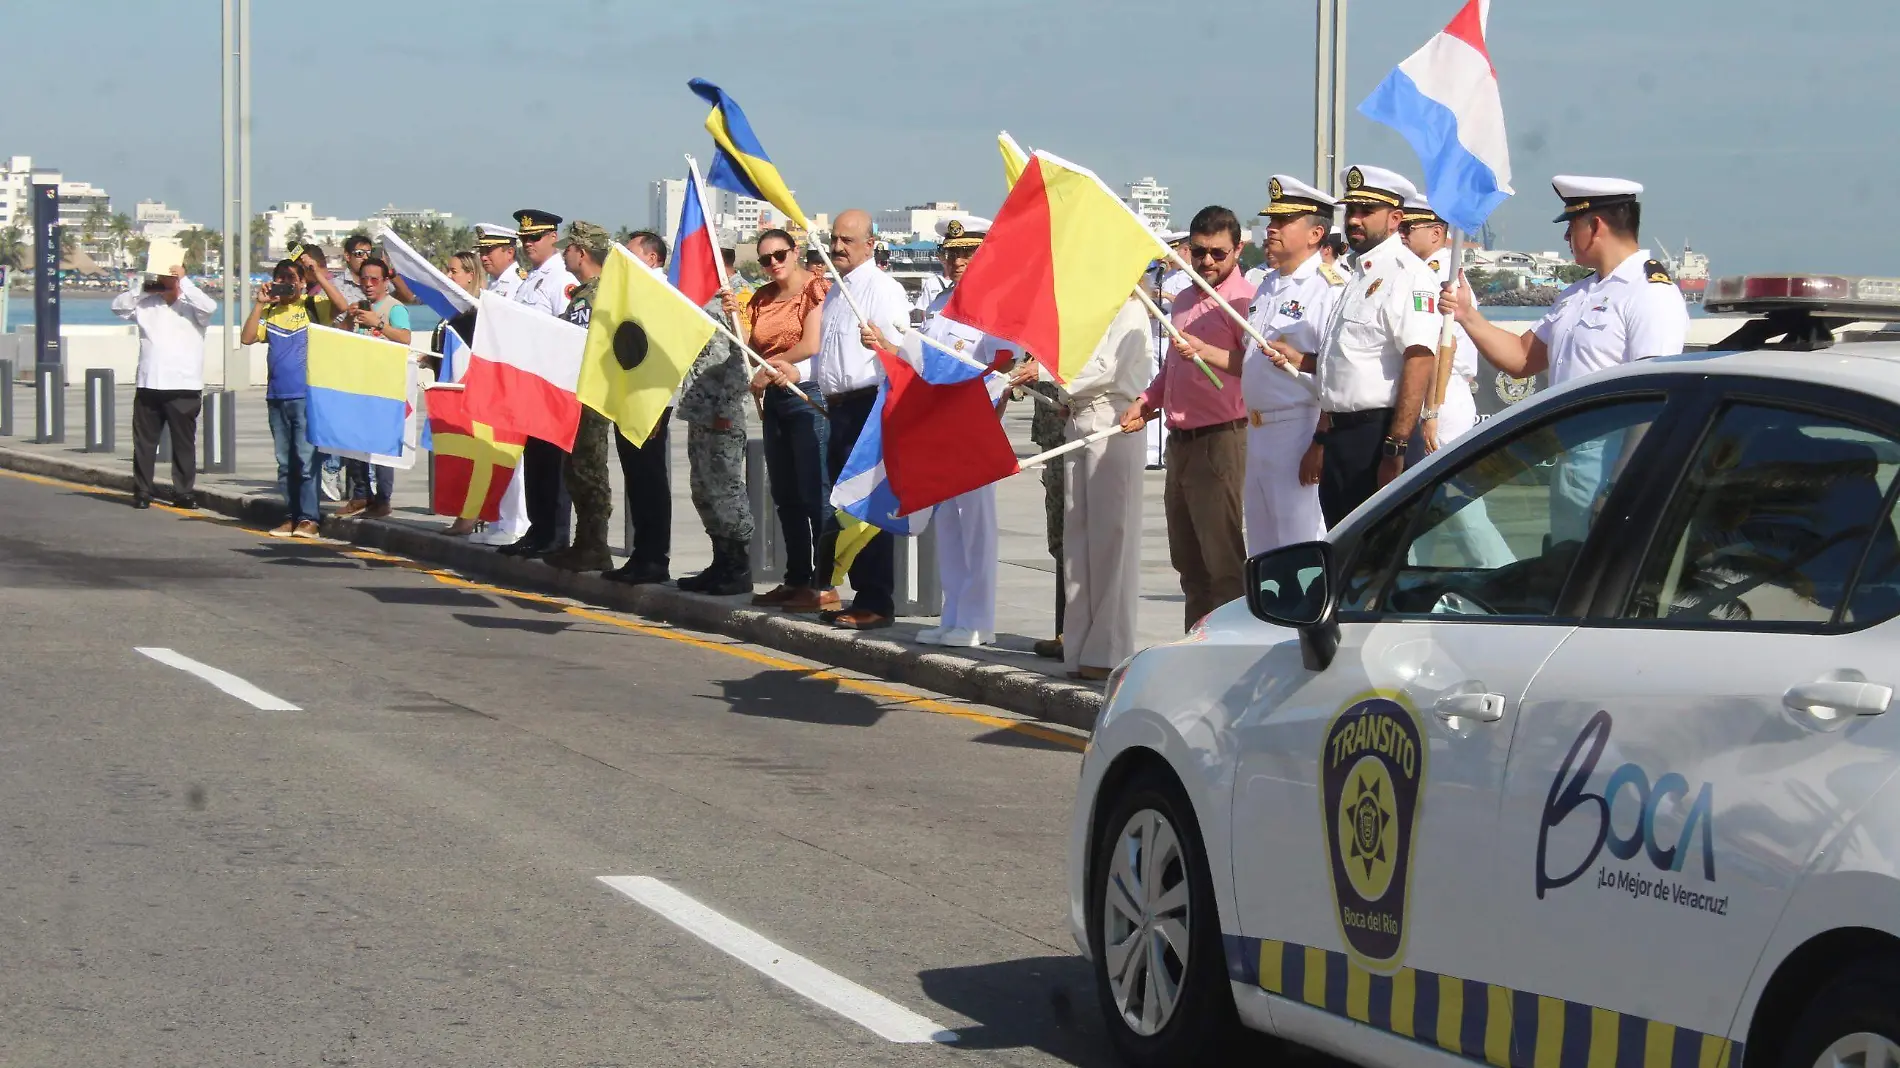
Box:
[559,220,612,257]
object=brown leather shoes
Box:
[750,584,801,607]
[829,608,892,631]
[781,588,841,614]
[336,498,368,518]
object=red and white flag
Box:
[463,291,586,450]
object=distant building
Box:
[0,156,119,262]
[367,205,457,231]
[1123,177,1171,232]
[134,200,197,241]
[873,202,966,246]
[262,202,363,258]
[649,178,780,246]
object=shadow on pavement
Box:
[351,585,495,608]
[970,726,1084,752]
[711,670,887,728]
[918,954,1111,1066]
[451,612,574,635]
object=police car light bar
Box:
[1706,274,1900,320]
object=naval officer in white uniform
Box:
[1442,175,1689,542]
[914,217,1012,648]
[496,208,582,559]
[468,222,533,546]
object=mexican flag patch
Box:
[1412,292,1436,313]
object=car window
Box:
[1339,399,1664,618]
[1624,403,1900,627]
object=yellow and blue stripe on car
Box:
[1225,936,1740,1068]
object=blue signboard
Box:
[32,182,60,375]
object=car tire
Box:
[1780,955,1900,1068]
[1088,769,1241,1067]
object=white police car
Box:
[1070,276,1900,1068]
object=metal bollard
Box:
[34,364,63,444]
[0,359,12,437]
[744,437,785,584]
[200,388,238,474]
[892,522,943,618]
[83,369,114,453]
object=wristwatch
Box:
[1310,431,1328,447]
[1419,405,1440,422]
[1381,435,1406,459]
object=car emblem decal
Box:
[1321,694,1426,974]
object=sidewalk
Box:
[0,382,1194,729]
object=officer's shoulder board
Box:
[515,266,528,279]
[1644,258,1673,284]
[1318,263,1346,287]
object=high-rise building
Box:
[1123,177,1171,232]
[649,178,688,242]
[651,178,780,245]
[0,156,114,252]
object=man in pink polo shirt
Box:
[1120,205,1252,630]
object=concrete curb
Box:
[0,444,1104,732]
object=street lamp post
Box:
[220,0,251,389]
[1314,0,1349,197]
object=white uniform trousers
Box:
[935,485,998,635]
[494,461,531,538]
[1244,405,1326,557]
[1063,397,1145,674]
[1408,380,1516,569]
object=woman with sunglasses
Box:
[722,229,831,611]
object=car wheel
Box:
[1782,957,1900,1068]
[1089,770,1239,1066]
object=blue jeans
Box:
[267,397,321,523]
[346,458,394,503]
[762,382,830,587]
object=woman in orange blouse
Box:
[724,229,831,610]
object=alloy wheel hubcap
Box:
[1102,807,1191,1036]
[1815,1033,1900,1068]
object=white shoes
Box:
[936,627,990,648]
[914,626,946,645]
[469,527,526,546]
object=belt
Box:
[1249,407,1318,428]
[1168,418,1246,442]
[1326,407,1395,429]
[825,386,878,409]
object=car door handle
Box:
[1434,692,1506,723]
[1783,680,1892,719]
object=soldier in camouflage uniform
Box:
[675,296,756,596]
[1026,377,1068,658]
[544,221,615,572]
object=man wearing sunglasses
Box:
[1119,205,1252,631]
[1312,165,1443,526]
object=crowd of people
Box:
[111,165,1688,684]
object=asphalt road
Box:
[0,469,1112,1067]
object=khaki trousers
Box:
[1062,397,1145,673]
[1164,421,1247,630]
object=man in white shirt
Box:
[1442,175,1688,541]
[112,264,215,509]
[496,207,580,559]
[476,224,525,300]
[807,209,913,630]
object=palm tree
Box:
[179,228,210,273]
[81,202,110,251]
[109,212,133,267]
[0,226,25,270]
[125,235,150,271]
[286,221,309,250]
[249,214,271,262]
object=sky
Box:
[5,0,1896,275]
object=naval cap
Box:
[1551,176,1643,223]
[1339,165,1418,210]
[1401,191,1444,225]
[1159,229,1190,246]
[936,216,991,249]
[512,208,562,237]
[1262,174,1337,218]
[474,223,518,249]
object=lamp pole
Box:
[1315,0,1349,197]
[220,0,251,389]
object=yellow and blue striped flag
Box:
[687,79,807,228]
[306,324,410,456]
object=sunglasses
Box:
[1189,245,1232,262]
[759,248,794,266]
[346,249,370,258]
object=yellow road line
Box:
[3,465,1087,750]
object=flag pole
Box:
[685,153,827,421]
[1158,240,1290,369]
[1425,226,1462,452]
[1132,286,1223,389]
[1016,423,1126,470]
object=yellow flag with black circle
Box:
[579,244,719,446]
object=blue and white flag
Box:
[440,323,471,384]
[1358,0,1512,232]
[380,227,476,322]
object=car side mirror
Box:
[1244,540,1340,671]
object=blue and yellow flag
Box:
[306,324,410,456]
[687,79,807,228]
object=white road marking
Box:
[598,875,957,1045]
[134,647,300,711]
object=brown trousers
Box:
[1163,422,1247,630]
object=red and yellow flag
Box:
[427,390,525,522]
[943,151,1162,383]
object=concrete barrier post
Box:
[201,388,238,474]
[893,523,943,618]
[34,364,63,444]
[744,437,784,584]
[84,369,115,453]
[0,359,12,437]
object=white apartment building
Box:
[261,202,363,258]
[367,204,457,230]
[1123,177,1171,232]
[0,156,116,261]
[133,200,197,241]
[873,202,968,245]
[650,178,779,245]
[649,178,689,241]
